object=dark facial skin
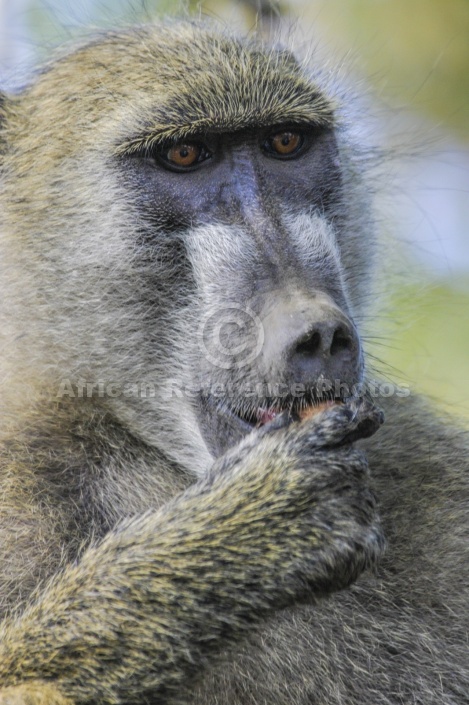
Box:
[122,125,342,235]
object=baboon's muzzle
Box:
[198,292,363,457]
[261,294,362,394]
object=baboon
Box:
[0,20,468,705]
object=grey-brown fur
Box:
[0,20,468,705]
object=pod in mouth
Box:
[234,398,343,428]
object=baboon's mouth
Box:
[230,401,336,428]
[199,391,346,456]
[208,392,345,429]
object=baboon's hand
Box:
[0,399,383,705]
[256,396,384,447]
[208,397,385,601]
[0,682,73,705]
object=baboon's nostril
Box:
[287,317,360,386]
[293,323,354,360]
[260,296,362,389]
[330,326,353,356]
[295,330,321,357]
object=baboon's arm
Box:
[0,403,383,705]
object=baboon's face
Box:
[123,124,364,457]
[5,25,374,472]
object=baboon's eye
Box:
[262,130,305,159]
[157,142,212,171]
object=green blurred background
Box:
[1,0,468,418]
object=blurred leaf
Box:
[305,0,469,140]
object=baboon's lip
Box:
[199,393,347,457]
[204,397,286,431]
[223,399,342,429]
